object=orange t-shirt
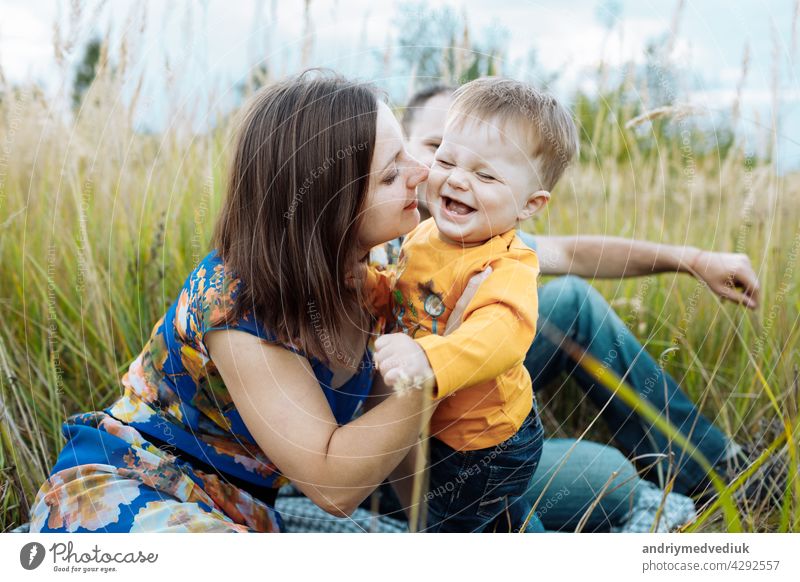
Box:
[366,218,540,451]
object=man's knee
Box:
[539,276,610,326]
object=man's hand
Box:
[689,250,760,309]
[373,333,435,394]
[345,262,367,291]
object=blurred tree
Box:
[396,2,459,83]
[643,36,679,108]
[236,62,271,103]
[72,38,101,110]
[396,2,506,90]
[595,0,623,32]
[520,47,560,91]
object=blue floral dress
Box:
[29,250,375,533]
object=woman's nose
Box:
[406,161,429,188]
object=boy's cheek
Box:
[425,188,439,213]
[427,166,448,187]
[425,170,446,202]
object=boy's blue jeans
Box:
[524,274,730,495]
[423,408,544,532]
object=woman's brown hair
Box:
[212,71,378,365]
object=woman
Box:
[29,72,438,532]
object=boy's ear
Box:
[517,190,550,221]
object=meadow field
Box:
[0,2,798,532]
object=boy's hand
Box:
[373,334,435,394]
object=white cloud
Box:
[0,2,55,81]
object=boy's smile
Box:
[440,193,477,221]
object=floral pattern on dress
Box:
[31,466,142,533]
[30,249,375,532]
[129,500,248,533]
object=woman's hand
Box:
[688,250,760,309]
[206,328,428,517]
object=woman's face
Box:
[357,102,429,253]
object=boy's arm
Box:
[415,253,539,399]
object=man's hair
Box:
[450,77,579,191]
[212,70,379,364]
[401,84,456,135]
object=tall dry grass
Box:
[0,1,798,532]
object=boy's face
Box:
[427,113,548,246]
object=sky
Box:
[1,0,799,169]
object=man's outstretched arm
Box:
[531,234,760,309]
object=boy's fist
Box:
[373,333,435,394]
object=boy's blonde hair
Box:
[450,77,579,191]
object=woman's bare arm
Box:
[205,329,428,517]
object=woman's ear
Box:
[517,190,550,221]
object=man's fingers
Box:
[712,254,761,309]
[733,278,760,308]
[733,271,761,307]
[345,262,366,290]
[747,286,760,308]
[720,260,760,308]
[717,284,756,309]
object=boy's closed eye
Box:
[434,157,454,168]
[434,153,497,179]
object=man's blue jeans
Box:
[525,438,639,531]
[524,275,730,495]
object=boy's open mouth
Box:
[441,195,476,217]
